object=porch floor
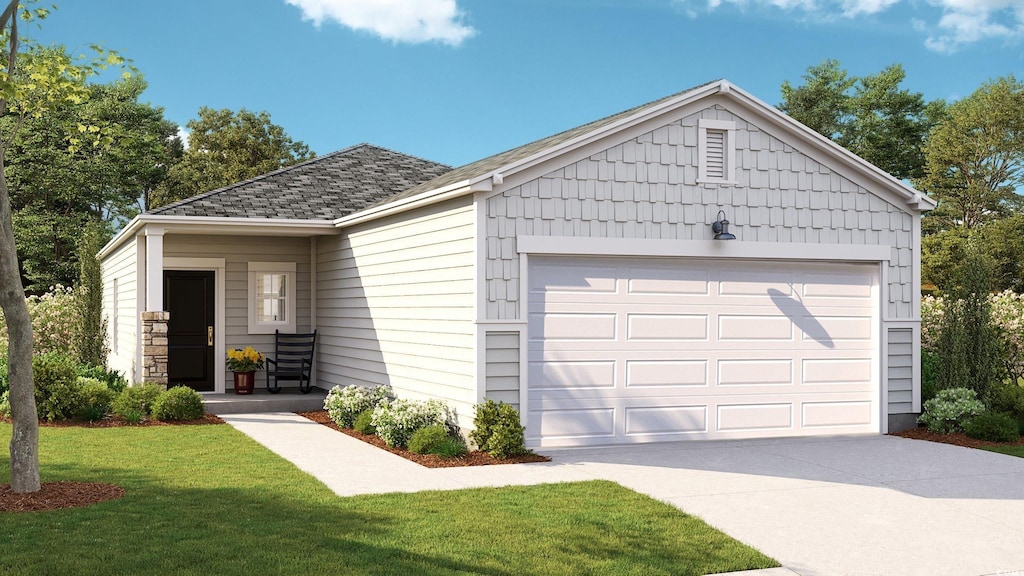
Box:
[202,387,328,415]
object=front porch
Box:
[203,387,328,415]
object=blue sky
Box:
[32,0,1023,167]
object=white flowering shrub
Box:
[990,290,1024,383]
[920,295,944,352]
[371,398,450,448]
[323,384,392,428]
[0,285,80,357]
[918,387,985,434]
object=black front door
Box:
[164,270,215,392]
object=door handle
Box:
[208,326,213,346]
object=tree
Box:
[2,70,179,292]
[0,1,124,493]
[917,76,1024,231]
[780,60,943,180]
[150,107,314,208]
[73,220,108,367]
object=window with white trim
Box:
[698,119,736,184]
[247,262,296,334]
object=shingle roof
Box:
[149,144,452,220]
[373,80,720,208]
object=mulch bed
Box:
[34,413,225,428]
[297,410,550,468]
[0,481,125,513]
[891,426,1024,449]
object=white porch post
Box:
[145,227,164,311]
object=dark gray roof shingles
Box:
[149,144,452,220]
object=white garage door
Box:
[527,257,880,447]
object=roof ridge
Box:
[149,143,389,214]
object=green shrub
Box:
[0,390,9,419]
[76,378,114,421]
[918,387,986,433]
[990,383,1024,419]
[0,355,8,396]
[408,424,450,454]
[964,411,1020,442]
[485,403,528,459]
[151,386,205,421]
[370,398,449,448]
[324,384,392,428]
[77,364,128,393]
[470,399,501,450]
[112,383,164,420]
[33,352,83,421]
[432,436,468,459]
[921,348,939,404]
[354,409,375,435]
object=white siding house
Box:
[99,80,934,447]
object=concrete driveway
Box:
[224,414,1024,576]
[541,435,1024,576]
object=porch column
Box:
[145,227,164,312]
[140,311,169,388]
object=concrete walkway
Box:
[223,412,1024,576]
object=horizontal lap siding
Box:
[164,235,312,389]
[317,197,477,422]
[101,238,138,381]
[485,104,915,322]
[486,332,520,410]
[887,328,914,413]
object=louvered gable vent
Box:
[697,119,736,184]
[704,129,726,179]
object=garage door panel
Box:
[625,359,708,387]
[802,400,873,428]
[527,257,879,447]
[626,266,711,295]
[717,402,794,432]
[529,312,617,340]
[529,263,618,293]
[626,313,709,340]
[718,315,794,341]
[529,360,616,389]
[624,405,708,435]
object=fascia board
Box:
[98,215,336,259]
[332,183,473,228]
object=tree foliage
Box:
[780,59,943,180]
[73,220,108,367]
[934,241,1004,404]
[0,0,129,493]
[917,75,1024,231]
[151,107,314,208]
[2,67,179,292]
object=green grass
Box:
[0,423,777,575]
[983,445,1024,458]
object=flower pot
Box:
[233,371,256,395]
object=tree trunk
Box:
[0,145,39,493]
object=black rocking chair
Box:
[265,330,317,394]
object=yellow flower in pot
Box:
[226,346,265,372]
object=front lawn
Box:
[0,423,777,575]
[983,445,1024,458]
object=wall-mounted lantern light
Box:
[712,210,736,240]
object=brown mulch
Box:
[891,426,1024,449]
[297,410,550,468]
[0,481,125,513]
[36,413,225,427]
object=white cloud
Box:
[176,126,189,150]
[285,0,476,46]
[675,0,1024,52]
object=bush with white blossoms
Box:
[918,387,985,434]
[922,291,1024,384]
[371,398,450,448]
[920,294,944,352]
[0,285,83,357]
[323,384,392,428]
